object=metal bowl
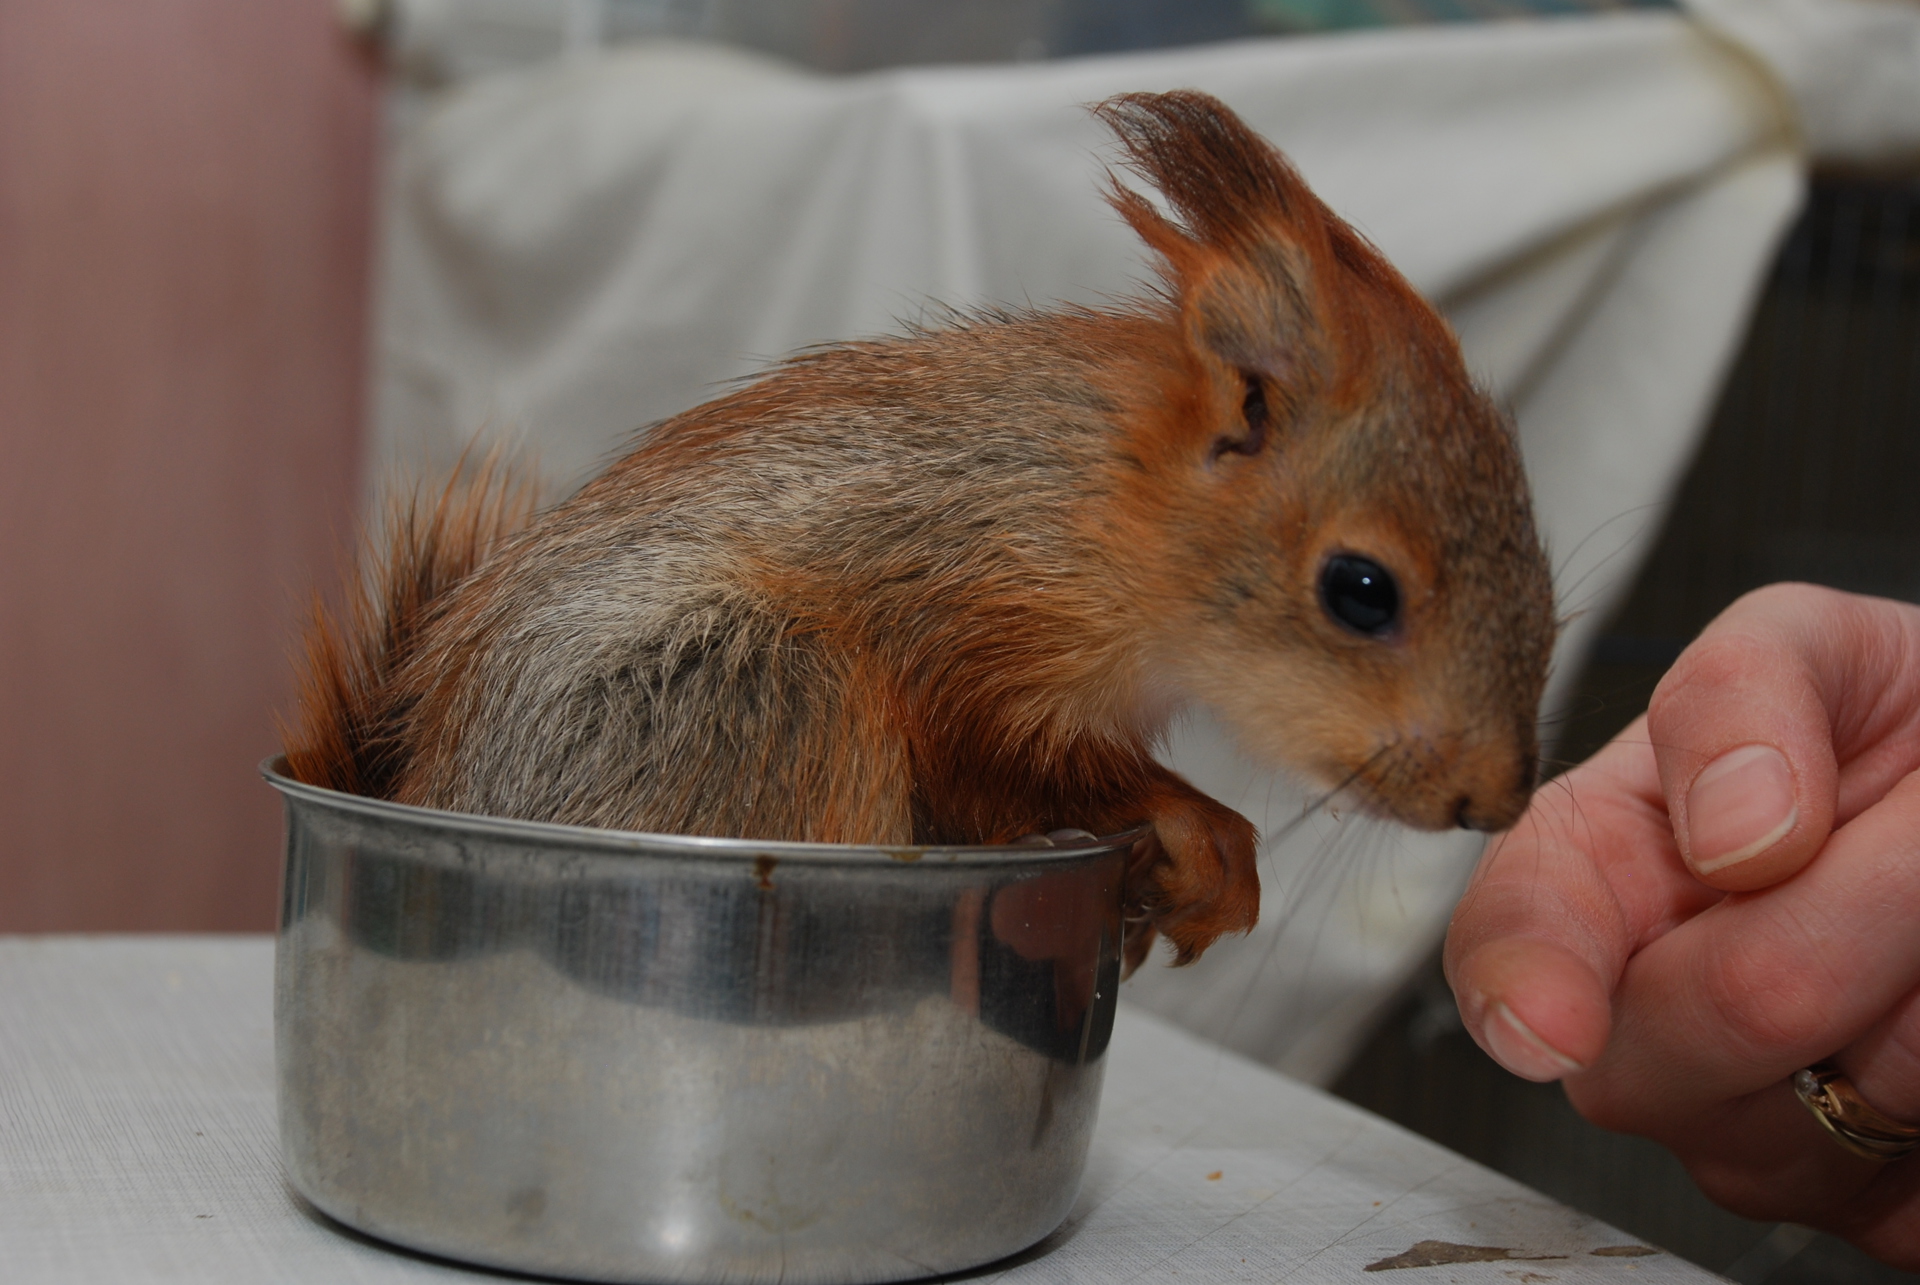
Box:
[264,758,1142,1284]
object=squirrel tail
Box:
[282,456,537,799]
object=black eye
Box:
[1320,555,1399,637]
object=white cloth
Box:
[1684,0,1920,163]
[370,12,1803,1080]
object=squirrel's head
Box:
[1093,90,1556,833]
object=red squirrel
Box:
[286,91,1555,969]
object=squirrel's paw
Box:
[1127,791,1260,967]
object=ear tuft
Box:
[1093,90,1313,254]
[1093,90,1455,405]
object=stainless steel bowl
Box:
[265,759,1142,1284]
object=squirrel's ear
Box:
[1095,91,1372,395]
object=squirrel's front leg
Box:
[1124,770,1260,970]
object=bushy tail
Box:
[282,459,538,798]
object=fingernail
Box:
[1686,744,1797,874]
[1483,1001,1584,1082]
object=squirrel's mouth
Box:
[1336,735,1536,834]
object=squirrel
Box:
[286,90,1556,970]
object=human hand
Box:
[1444,583,1920,1265]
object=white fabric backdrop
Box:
[370,11,1811,1081]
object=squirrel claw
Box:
[1123,788,1260,968]
[1120,913,1158,977]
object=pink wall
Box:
[0,2,379,929]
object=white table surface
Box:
[0,936,1719,1284]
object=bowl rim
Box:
[262,756,1151,867]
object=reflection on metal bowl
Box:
[265,758,1142,1284]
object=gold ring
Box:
[1793,1062,1920,1163]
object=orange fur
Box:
[283,460,538,799]
[281,92,1555,969]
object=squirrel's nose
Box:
[1455,795,1521,832]
[1454,751,1539,831]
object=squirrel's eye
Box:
[1320,555,1399,637]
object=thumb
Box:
[1647,583,1887,892]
